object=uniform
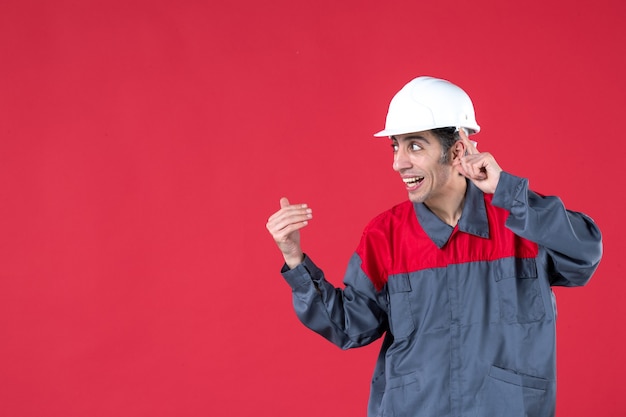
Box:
[281,172,602,417]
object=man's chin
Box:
[407,192,426,204]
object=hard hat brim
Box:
[373,124,480,138]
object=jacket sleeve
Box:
[491,171,603,287]
[281,253,388,350]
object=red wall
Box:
[1,0,624,416]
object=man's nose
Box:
[393,149,411,172]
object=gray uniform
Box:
[281,172,602,417]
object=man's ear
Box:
[451,139,467,162]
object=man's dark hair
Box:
[431,127,461,163]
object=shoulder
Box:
[363,200,414,234]
[357,200,415,257]
[356,202,414,291]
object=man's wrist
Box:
[284,252,305,270]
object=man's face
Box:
[391,131,457,204]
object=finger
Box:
[465,154,482,178]
[271,209,312,227]
[453,154,473,178]
[270,198,308,220]
[461,155,477,177]
[273,220,309,239]
[279,197,308,211]
[458,128,478,155]
[267,206,312,231]
[452,156,466,174]
[459,154,486,181]
[267,218,310,248]
[458,157,474,179]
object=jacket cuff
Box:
[281,254,323,289]
[491,171,527,211]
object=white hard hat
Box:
[374,76,480,137]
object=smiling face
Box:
[391,130,464,205]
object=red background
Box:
[1,0,624,416]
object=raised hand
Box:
[266,197,312,269]
[453,129,502,194]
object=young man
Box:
[265,76,602,417]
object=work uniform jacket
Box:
[281,172,602,417]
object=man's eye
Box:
[410,143,422,151]
[391,144,399,152]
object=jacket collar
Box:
[413,181,490,249]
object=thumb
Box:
[280,197,290,208]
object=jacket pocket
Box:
[474,365,551,417]
[495,257,545,324]
[379,372,421,417]
[387,274,416,339]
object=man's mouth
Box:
[403,176,424,187]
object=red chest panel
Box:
[356,197,538,291]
